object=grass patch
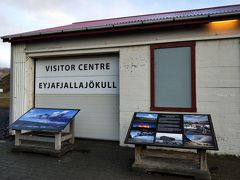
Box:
[0,93,9,108]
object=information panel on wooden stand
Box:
[9,108,79,132]
[125,112,218,150]
[125,112,218,180]
[8,108,80,156]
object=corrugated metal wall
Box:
[11,44,34,124]
[35,95,119,140]
[34,56,120,140]
[11,44,26,122]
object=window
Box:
[150,42,196,112]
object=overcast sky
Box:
[0,0,239,68]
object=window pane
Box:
[154,47,191,108]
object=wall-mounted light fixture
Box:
[208,19,239,31]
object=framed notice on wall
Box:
[124,112,218,150]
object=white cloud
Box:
[43,10,76,25]
[0,44,10,68]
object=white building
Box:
[2,5,240,155]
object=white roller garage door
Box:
[35,55,119,141]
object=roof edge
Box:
[2,4,240,43]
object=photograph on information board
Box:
[134,113,158,122]
[183,115,211,135]
[132,122,156,129]
[155,132,183,146]
[128,130,155,143]
[184,134,215,148]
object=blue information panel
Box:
[8,108,80,132]
[124,112,218,150]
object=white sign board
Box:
[36,56,119,94]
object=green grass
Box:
[0,92,9,97]
[0,93,10,108]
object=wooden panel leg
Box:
[15,130,21,146]
[135,145,143,164]
[198,149,208,171]
[69,119,75,144]
[55,133,62,150]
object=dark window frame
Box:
[150,41,196,112]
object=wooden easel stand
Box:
[14,118,75,151]
[134,145,211,180]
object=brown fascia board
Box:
[2,14,240,43]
